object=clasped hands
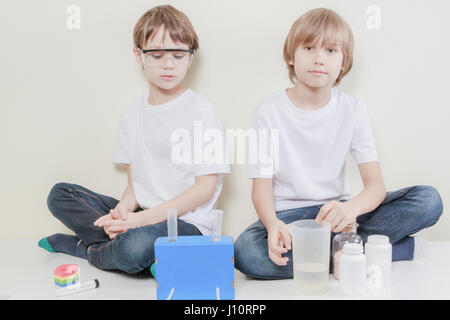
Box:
[93,204,145,240]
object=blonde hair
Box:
[133,5,199,52]
[283,8,354,86]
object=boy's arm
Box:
[139,173,218,226]
[252,178,277,228]
[110,164,139,220]
[316,161,386,232]
[252,178,291,266]
[120,164,140,211]
[345,161,386,215]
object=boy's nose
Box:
[313,55,325,66]
[313,49,326,66]
[314,55,324,66]
[162,56,175,69]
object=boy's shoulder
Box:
[334,88,365,112]
[119,95,146,120]
[186,89,216,112]
[184,90,224,121]
[252,90,285,116]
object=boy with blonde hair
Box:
[39,5,229,275]
[235,8,443,279]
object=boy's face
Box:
[289,37,344,89]
[133,26,193,91]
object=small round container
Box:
[54,264,80,288]
[339,243,367,296]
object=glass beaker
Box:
[331,222,362,280]
[288,219,331,295]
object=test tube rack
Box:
[154,235,235,300]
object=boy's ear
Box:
[132,47,144,69]
[187,53,194,68]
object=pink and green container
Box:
[54,264,80,287]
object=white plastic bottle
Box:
[364,235,392,290]
[339,243,367,296]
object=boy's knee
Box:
[234,233,251,272]
[116,229,156,274]
[47,182,72,216]
[234,232,246,253]
[234,231,266,278]
[414,185,443,225]
[234,231,252,263]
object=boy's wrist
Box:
[342,200,362,218]
[137,208,157,226]
[118,199,138,213]
[262,215,280,231]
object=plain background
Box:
[1,0,448,240]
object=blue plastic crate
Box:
[155,235,234,300]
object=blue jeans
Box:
[234,185,443,280]
[46,182,202,274]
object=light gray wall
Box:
[1,0,448,240]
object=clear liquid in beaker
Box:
[294,262,329,294]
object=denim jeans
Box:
[234,185,443,280]
[46,182,202,274]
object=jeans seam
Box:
[57,184,75,199]
[72,187,101,201]
[87,241,113,264]
[72,188,106,218]
[88,242,111,253]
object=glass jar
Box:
[332,223,362,279]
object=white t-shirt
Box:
[113,89,230,235]
[248,87,378,211]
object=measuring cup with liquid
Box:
[287,219,331,295]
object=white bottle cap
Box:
[343,242,364,254]
[367,235,390,244]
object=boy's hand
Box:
[92,213,127,240]
[315,200,359,233]
[110,202,129,221]
[267,219,292,266]
[94,212,144,240]
[93,203,129,239]
[104,216,126,239]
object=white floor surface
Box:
[1,238,449,300]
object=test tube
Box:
[167,209,178,242]
[212,209,224,241]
